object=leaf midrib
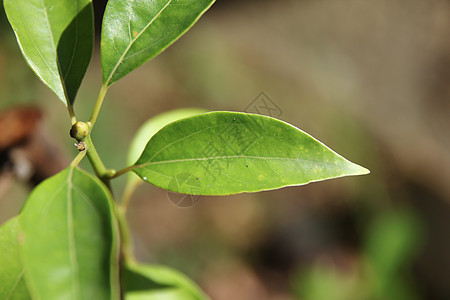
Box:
[15,4,57,78]
[105,0,174,85]
[135,155,341,170]
[41,0,57,62]
[67,167,81,299]
[62,1,80,82]
[14,0,75,104]
[42,0,80,104]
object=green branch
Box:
[84,135,113,188]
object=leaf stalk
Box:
[70,150,86,167]
[111,165,138,179]
[67,104,77,125]
[89,84,109,126]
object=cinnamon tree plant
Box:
[0,0,369,299]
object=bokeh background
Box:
[1,0,449,299]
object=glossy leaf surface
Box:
[0,218,31,300]
[127,108,207,187]
[101,0,215,86]
[128,108,208,167]
[133,112,369,195]
[123,261,209,300]
[19,167,120,300]
[4,0,94,106]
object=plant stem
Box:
[70,150,86,167]
[116,206,136,263]
[121,179,141,211]
[89,84,109,126]
[67,104,77,125]
[84,135,111,187]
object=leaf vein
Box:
[67,167,81,299]
[16,6,58,79]
[146,122,245,163]
[106,0,174,85]
[72,185,100,218]
[6,269,25,300]
[122,37,165,61]
[62,2,79,81]
[135,155,339,169]
[40,183,67,219]
[41,0,58,73]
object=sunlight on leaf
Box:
[101,0,215,86]
[4,0,94,106]
[133,112,369,195]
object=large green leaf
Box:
[0,218,31,300]
[4,0,94,106]
[133,111,369,195]
[123,261,210,300]
[19,167,120,300]
[101,0,215,86]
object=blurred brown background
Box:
[1,0,449,299]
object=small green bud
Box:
[70,121,90,141]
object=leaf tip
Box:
[347,162,370,176]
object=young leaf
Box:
[19,167,120,300]
[133,112,369,195]
[0,218,31,300]
[3,0,94,106]
[123,261,210,300]
[101,0,215,86]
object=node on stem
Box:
[70,121,90,142]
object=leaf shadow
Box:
[57,4,94,105]
[122,266,174,293]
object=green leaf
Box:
[123,261,210,300]
[4,0,94,106]
[101,0,215,86]
[128,108,208,168]
[19,167,120,300]
[133,111,369,195]
[0,218,31,300]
